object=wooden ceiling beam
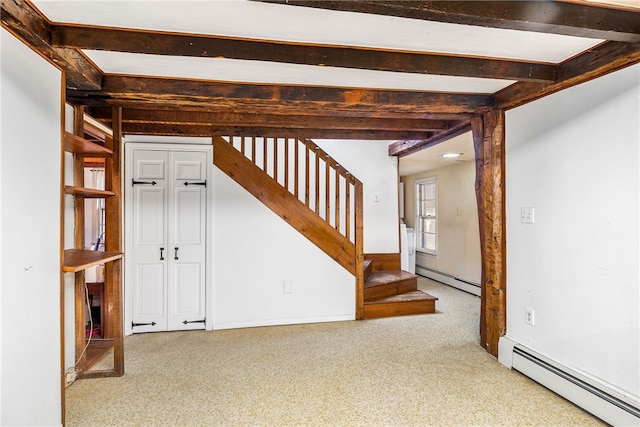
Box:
[495,40,640,110]
[0,0,102,90]
[68,75,494,115]
[85,108,459,132]
[388,120,472,157]
[265,1,640,43]
[82,102,471,121]
[52,24,555,83]
[121,122,435,140]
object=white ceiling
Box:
[82,50,517,93]
[398,132,475,177]
[32,0,635,177]
[33,1,603,61]
[33,0,604,94]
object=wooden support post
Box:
[104,107,124,375]
[471,110,506,357]
[354,180,364,320]
[72,106,87,367]
[74,270,86,366]
[72,106,85,249]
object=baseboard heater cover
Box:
[416,266,480,297]
[499,336,640,426]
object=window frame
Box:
[415,176,437,255]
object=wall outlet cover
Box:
[521,207,535,224]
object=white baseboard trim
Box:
[499,336,640,426]
[212,314,355,330]
[416,266,481,296]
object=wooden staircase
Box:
[213,135,436,320]
[363,259,438,319]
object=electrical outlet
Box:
[525,306,535,326]
[66,370,77,386]
[521,207,535,224]
[283,280,293,294]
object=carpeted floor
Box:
[66,278,605,426]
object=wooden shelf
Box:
[64,185,115,198]
[63,249,123,272]
[64,132,113,157]
[66,110,124,380]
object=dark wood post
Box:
[471,109,506,357]
[72,106,86,366]
[104,107,124,375]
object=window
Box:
[416,177,437,254]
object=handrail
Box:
[216,135,364,318]
[225,136,362,245]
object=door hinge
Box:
[183,319,205,325]
[132,179,157,186]
[132,321,156,327]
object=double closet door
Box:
[130,148,207,333]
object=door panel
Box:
[131,150,168,332]
[133,263,167,332]
[168,151,207,330]
[130,149,207,333]
[137,159,165,179]
[174,189,204,245]
[136,188,165,245]
[174,160,204,181]
[168,263,204,330]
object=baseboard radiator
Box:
[416,266,480,297]
[499,336,640,426]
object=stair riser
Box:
[364,278,417,301]
[363,300,436,319]
[364,261,373,282]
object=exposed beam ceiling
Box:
[0,0,102,89]
[2,0,638,154]
[52,25,557,83]
[262,0,640,42]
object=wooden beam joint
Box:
[1,0,102,90]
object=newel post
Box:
[471,110,507,357]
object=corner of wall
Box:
[498,335,517,369]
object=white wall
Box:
[213,168,355,328]
[315,139,400,253]
[1,29,63,425]
[122,138,397,330]
[403,160,481,284]
[212,139,398,329]
[505,64,640,399]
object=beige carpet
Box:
[66,278,605,426]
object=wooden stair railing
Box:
[213,136,365,318]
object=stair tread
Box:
[365,290,438,304]
[364,270,418,287]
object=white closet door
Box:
[131,150,168,332]
[167,151,207,330]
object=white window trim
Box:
[415,176,437,255]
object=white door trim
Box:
[124,142,214,335]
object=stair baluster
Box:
[214,135,365,318]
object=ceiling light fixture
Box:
[442,152,462,158]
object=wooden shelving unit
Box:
[63,109,124,379]
[64,132,113,157]
[64,186,116,198]
[63,249,123,273]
